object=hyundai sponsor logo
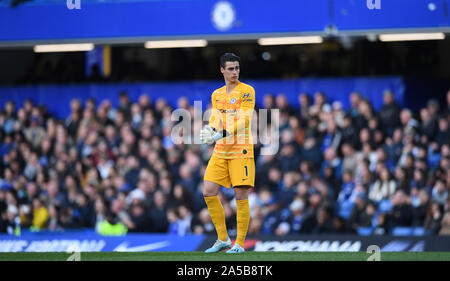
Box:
[253,240,362,252]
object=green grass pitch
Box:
[0,251,450,261]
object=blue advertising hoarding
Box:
[0,232,205,252]
[2,232,450,252]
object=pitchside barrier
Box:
[0,232,204,252]
[199,235,450,252]
[1,231,450,252]
[198,234,450,252]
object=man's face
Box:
[383,93,393,105]
[221,61,240,82]
[350,93,360,106]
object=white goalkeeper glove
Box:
[200,125,227,145]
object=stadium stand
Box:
[1,87,449,237]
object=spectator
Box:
[167,208,181,235]
[169,184,194,211]
[265,166,282,192]
[387,190,412,228]
[191,208,215,235]
[300,136,322,168]
[276,171,299,208]
[384,128,404,165]
[426,99,440,121]
[348,92,362,120]
[321,118,342,153]
[128,202,151,233]
[94,198,107,231]
[1,168,15,191]
[74,193,95,228]
[276,94,295,116]
[420,107,438,141]
[336,170,357,220]
[313,206,334,234]
[368,167,397,203]
[300,190,323,233]
[44,179,67,207]
[111,198,134,231]
[1,204,21,235]
[354,99,373,132]
[124,155,141,190]
[97,211,127,236]
[287,199,305,234]
[394,166,410,192]
[373,213,389,235]
[431,179,448,206]
[424,201,443,235]
[321,147,343,176]
[177,164,198,195]
[411,189,430,227]
[259,188,281,235]
[332,101,345,128]
[379,90,401,137]
[439,212,450,236]
[279,137,301,172]
[309,92,329,117]
[341,142,358,177]
[176,205,193,236]
[340,114,358,147]
[47,204,62,232]
[298,93,311,125]
[149,191,169,233]
[31,198,49,230]
[23,114,47,149]
[58,207,81,229]
[348,194,370,233]
[436,116,450,148]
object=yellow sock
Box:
[204,195,228,241]
[235,199,250,247]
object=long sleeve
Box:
[208,93,222,131]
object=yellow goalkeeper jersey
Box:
[208,81,255,159]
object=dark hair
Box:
[220,53,240,68]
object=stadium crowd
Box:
[0,89,449,237]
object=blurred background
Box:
[0,0,449,252]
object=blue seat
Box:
[357,227,374,236]
[377,199,392,213]
[337,201,354,220]
[413,227,425,236]
[391,227,414,236]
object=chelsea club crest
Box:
[230,98,236,104]
[211,1,235,31]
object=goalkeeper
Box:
[200,53,255,254]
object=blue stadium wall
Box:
[1,77,448,119]
[0,77,407,119]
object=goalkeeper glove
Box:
[200,125,228,145]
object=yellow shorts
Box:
[204,155,255,188]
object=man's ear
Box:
[220,67,224,74]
